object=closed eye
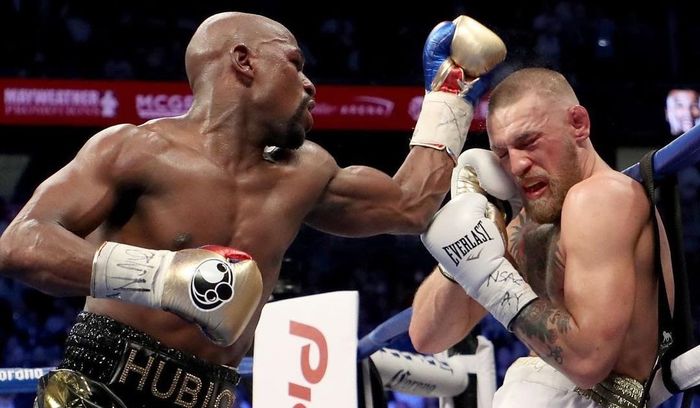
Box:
[492,148,508,159]
[289,51,305,72]
[513,133,539,150]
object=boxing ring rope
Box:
[2,124,700,404]
[623,123,700,181]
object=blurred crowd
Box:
[0,1,697,86]
[2,0,697,149]
[1,0,700,407]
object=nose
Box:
[302,73,316,98]
[508,149,532,178]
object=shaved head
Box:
[180,12,313,150]
[488,68,579,114]
[184,12,292,92]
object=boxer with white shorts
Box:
[413,68,668,407]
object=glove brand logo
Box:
[190,259,235,311]
[441,220,494,267]
[466,247,484,261]
[339,96,394,117]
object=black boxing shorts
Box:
[34,312,239,408]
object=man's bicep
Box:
[306,165,407,236]
[19,129,131,237]
[562,189,645,334]
[30,162,116,236]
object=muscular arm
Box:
[0,125,139,296]
[510,177,650,388]
[306,146,453,237]
[409,267,487,354]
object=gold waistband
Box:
[575,373,645,408]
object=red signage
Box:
[0,79,486,131]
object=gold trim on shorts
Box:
[575,373,645,408]
[34,369,127,408]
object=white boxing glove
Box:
[421,193,537,329]
[92,242,263,346]
[451,148,522,220]
[436,148,521,283]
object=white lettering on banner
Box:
[339,96,394,117]
[288,320,328,407]
[136,94,193,119]
[3,88,117,118]
[310,102,337,115]
[0,368,46,382]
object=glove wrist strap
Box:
[465,258,538,330]
[91,241,170,308]
[437,263,459,284]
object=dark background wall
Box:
[1,1,699,407]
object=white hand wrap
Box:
[410,92,474,161]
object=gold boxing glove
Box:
[92,242,263,346]
[411,16,506,161]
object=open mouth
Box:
[523,181,547,199]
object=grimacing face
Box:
[521,137,581,224]
[489,94,583,224]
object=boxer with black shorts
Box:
[0,11,505,407]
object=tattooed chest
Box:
[511,220,565,304]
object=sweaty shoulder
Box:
[295,140,339,181]
[78,123,174,184]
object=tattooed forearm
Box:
[508,212,526,249]
[548,345,564,365]
[508,212,528,268]
[511,299,572,366]
[549,247,565,275]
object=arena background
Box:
[0,1,699,407]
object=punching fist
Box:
[424,16,506,101]
[421,193,537,329]
[411,16,506,161]
[92,242,263,346]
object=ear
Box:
[230,44,254,84]
[568,105,590,142]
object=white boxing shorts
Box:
[493,357,645,408]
